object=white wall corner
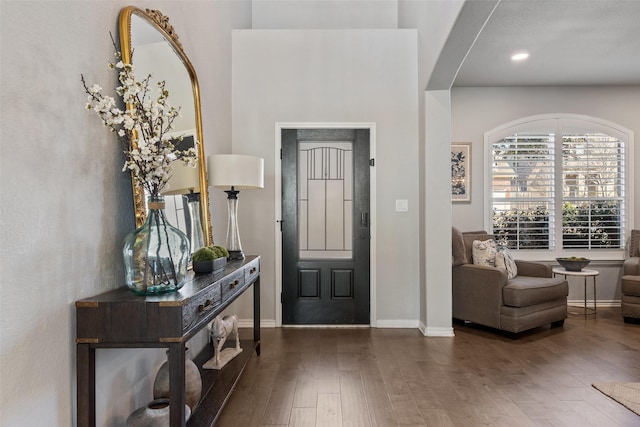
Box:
[419,321,455,337]
[423,90,453,331]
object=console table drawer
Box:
[221,270,245,303]
[182,283,222,332]
[244,257,260,284]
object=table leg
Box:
[254,277,261,356]
[560,272,597,316]
[593,275,597,314]
[168,343,187,427]
[584,277,588,314]
[77,344,95,427]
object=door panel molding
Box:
[332,269,354,299]
[298,269,320,299]
[274,122,377,326]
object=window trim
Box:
[484,114,634,261]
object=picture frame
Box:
[451,143,471,202]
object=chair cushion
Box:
[495,248,518,279]
[503,276,568,307]
[622,294,640,306]
[472,239,497,267]
[452,227,467,266]
[622,275,640,296]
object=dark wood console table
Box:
[76,255,260,427]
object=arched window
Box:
[485,114,634,259]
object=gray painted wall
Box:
[0,1,444,425]
[230,29,420,326]
[5,0,633,425]
[0,1,250,425]
[451,86,640,303]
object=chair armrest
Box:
[624,257,640,276]
[515,260,552,278]
[452,264,508,328]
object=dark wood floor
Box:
[216,308,640,426]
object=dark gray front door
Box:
[282,128,370,324]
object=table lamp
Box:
[161,161,204,253]
[208,154,264,260]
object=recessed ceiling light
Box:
[511,52,529,61]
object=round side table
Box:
[552,268,599,316]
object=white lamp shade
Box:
[161,161,200,195]
[208,154,264,189]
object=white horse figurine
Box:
[208,314,240,366]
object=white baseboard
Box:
[418,321,455,337]
[240,319,427,329]
[280,324,370,328]
[238,319,277,329]
[567,299,621,307]
[375,319,420,329]
[238,303,622,333]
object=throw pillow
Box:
[495,247,518,279]
[472,239,497,267]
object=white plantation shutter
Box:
[487,115,630,254]
[562,132,624,249]
[492,134,555,249]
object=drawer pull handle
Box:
[249,267,257,274]
[198,299,215,313]
[230,280,239,289]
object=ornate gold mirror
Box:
[119,6,212,248]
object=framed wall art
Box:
[451,143,471,202]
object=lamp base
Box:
[228,250,245,261]
[224,190,245,261]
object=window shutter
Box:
[488,117,628,253]
[562,133,624,249]
[491,133,555,249]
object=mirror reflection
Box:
[119,7,211,250]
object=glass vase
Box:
[123,195,190,295]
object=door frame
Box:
[274,122,377,327]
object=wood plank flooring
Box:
[216,308,640,426]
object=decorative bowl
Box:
[556,257,591,272]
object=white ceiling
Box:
[453,0,640,87]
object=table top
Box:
[552,267,599,276]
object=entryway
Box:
[279,127,372,325]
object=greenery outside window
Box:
[485,114,633,259]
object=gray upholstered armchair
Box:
[452,227,568,335]
[622,229,640,323]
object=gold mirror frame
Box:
[118,6,212,246]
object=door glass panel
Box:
[298,141,353,259]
